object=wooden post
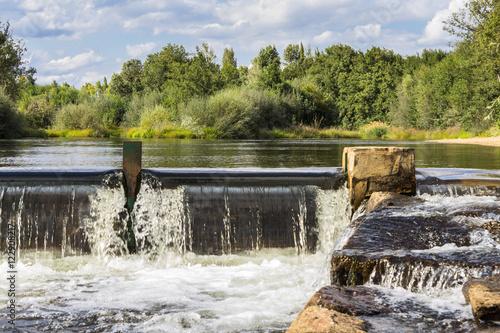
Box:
[123,141,142,253]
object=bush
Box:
[181,87,294,138]
[183,88,259,138]
[360,121,390,139]
[140,105,177,129]
[0,87,24,138]
[21,96,57,128]
[93,93,127,127]
[55,102,103,130]
[123,90,164,127]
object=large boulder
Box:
[286,306,368,333]
[463,275,500,322]
[342,147,415,210]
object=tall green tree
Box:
[0,20,36,99]
[142,44,189,92]
[184,43,221,96]
[445,0,500,124]
[251,45,282,88]
[110,59,144,98]
[221,47,239,86]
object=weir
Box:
[1,144,499,332]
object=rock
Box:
[463,275,500,322]
[342,147,416,210]
[286,306,369,333]
[483,221,500,236]
[364,191,422,215]
[306,285,391,316]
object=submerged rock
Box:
[286,305,369,333]
[463,275,500,322]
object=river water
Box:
[0,137,499,169]
[0,138,499,332]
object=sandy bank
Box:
[428,136,500,147]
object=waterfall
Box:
[79,173,354,259]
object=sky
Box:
[0,0,467,88]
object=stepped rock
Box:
[286,306,368,333]
[463,275,500,322]
[306,285,391,316]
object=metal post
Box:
[123,141,142,253]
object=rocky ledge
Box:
[289,191,500,332]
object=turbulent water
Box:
[1,179,499,332]
[0,183,351,332]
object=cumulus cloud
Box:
[46,50,105,73]
[5,0,462,87]
[36,73,76,85]
[126,42,158,58]
[418,0,467,45]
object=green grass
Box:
[20,123,499,141]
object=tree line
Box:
[1,0,499,139]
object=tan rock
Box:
[287,306,368,333]
[342,147,416,210]
[463,275,500,321]
[365,191,422,215]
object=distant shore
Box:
[428,136,500,147]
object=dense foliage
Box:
[1,1,499,139]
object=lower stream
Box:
[0,174,499,332]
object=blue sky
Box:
[0,0,466,88]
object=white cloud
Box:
[8,0,464,87]
[46,50,105,72]
[126,42,157,58]
[418,0,467,45]
[36,73,76,85]
[313,31,340,45]
[79,71,106,86]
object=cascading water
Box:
[0,172,352,332]
[329,187,500,331]
[2,166,498,332]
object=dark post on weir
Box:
[123,141,142,252]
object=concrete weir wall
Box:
[342,147,416,210]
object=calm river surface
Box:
[0,137,499,169]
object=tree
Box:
[445,0,500,124]
[251,45,282,88]
[283,44,300,64]
[142,44,189,92]
[221,47,239,86]
[184,43,221,96]
[0,20,36,99]
[444,0,493,40]
[110,59,143,98]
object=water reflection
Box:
[0,138,499,169]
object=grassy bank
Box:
[21,122,499,141]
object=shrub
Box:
[180,86,293,138]
[55,102,103,130]
[0,87,24,138]
[93,93,127,127]
[140,105,177,129]
[360,121,390,139]
[123,90,164,127]
[22,96,57,129]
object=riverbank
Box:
[21,123,499,142]
[428,136,500,147]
